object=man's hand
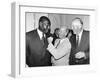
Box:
[47,37,53,43]
[75,51,86,59]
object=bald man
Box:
[47,27,71,66]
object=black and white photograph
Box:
[1,0,100,79]
[25,12,90,67]
[11,2,96,77]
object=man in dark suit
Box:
[26,16,52,67]
[69,17,90,65]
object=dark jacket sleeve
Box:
[85,31,90,59]
[26,33,30,65]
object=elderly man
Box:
[47,26,71,66]
[69,17,90,65]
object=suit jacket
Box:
[47,38,71,66]
[26,29,51,67]
[69,30,90,65]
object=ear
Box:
[39,22,42,27]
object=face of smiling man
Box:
[39,16,51,34]
[59,27,68,39]
[39,20,50,33]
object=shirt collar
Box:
[76,29,83,38]
[37,29,43,39]
[78,30,83,38]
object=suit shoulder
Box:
[26,29,37,40]
[83,30,89,33]
[83,30,90,36]
[26,30,36,36]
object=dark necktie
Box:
[41,33,45,45]
[76,35,79,47]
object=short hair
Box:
[39,16,51,26]
[54,28,59,32]
[72,17,83,25]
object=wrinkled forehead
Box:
[59,27,68,32]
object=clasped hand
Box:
[75,51,86,59]
[47,37,53,43]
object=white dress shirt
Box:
[37,29,45,40]
[76,30,83,46]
